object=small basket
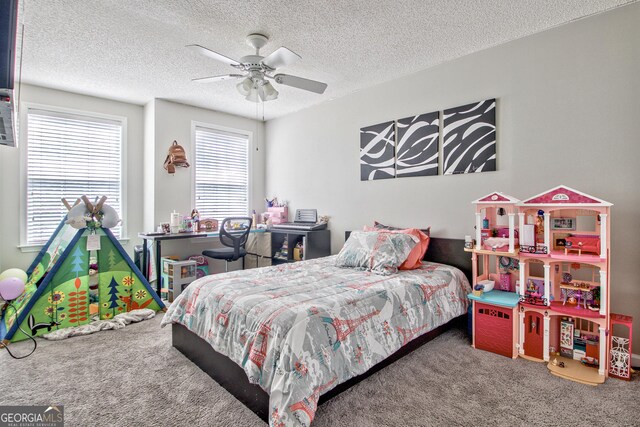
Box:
[472,289,484,297]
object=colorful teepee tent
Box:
[1,216,164,343]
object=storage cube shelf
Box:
[244,230,331,268]
[269,229,330,265]
[467,186,614,385]
[161,259,197,303]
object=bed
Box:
[162,236,471,426]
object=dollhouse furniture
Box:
[468,290,520,358]
[558,317,577,360]
[564,235,600,256]
[468,186,615,385]
[559,284,595,309]
[609,313,633,380]
[482,227,520,251]
[498,271,512,292]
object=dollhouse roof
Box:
[519,185,612,207]
[472,192,520,204]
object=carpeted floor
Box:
[1,314,638,426]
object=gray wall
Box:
[142,99,265,272]
[266,4,640,347]
[145,99,265,232]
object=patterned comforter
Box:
[161,256,471,426]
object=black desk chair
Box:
[202,217,253,272]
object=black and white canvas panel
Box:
[360,121,396,181]
[442,99,496,175]
[396,111,439,178]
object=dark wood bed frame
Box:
[172,236,472,422]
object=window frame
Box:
[190,120,253,222]
[19,102,128,251]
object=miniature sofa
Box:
[565,234,600,254]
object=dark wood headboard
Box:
[344,231,472,283]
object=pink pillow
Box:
[363,226,430,270]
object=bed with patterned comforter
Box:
[161,255,471,427]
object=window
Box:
[25,108,124,245]
[194,125,249,221]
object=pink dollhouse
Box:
[468,186,616,385]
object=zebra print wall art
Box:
[360,121,396,181]
[442,98,496,175]
[396,112,439,177]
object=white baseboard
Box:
[632,353,640,368]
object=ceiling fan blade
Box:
[262,47,301,69]
[191,74,244,83]
[273,74,327,94]
[186,44,241,67]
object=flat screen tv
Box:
[0,0,18,89]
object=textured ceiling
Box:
[16,0,634,121]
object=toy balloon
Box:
[101,204,121,229]
[0,277,26,301]
[0,268,28,283]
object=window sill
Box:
[18,237,130,253]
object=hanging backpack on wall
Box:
[163,140,190,174]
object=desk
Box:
[138,229,266,295]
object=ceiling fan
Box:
[188,33,328,102]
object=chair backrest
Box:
[219,217,253,260]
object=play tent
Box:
[0,217,164,343]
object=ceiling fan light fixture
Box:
[236,77,253,96]
[261,81,279,101]
[245,88,260,103]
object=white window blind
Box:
[26,108,123,245]
[194,126,249,221]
